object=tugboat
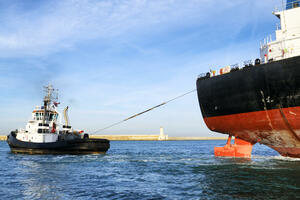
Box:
[7,85,110,154]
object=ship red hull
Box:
[204,107,300,158]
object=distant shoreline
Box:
[0,135,226,141]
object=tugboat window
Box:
[37,113,41,120]
[38,129,49,133]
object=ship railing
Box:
[274,0,300,12]
[198,73,210,79]
[230,63,239,68]
[260,27,300,49]
[198,73,206,78]
[199,58,263,79]
[260,33,276,48]
[243,60,253,66]
[276,23,281,31]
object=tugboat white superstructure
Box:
[7,85,110,154]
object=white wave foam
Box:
[252,155,300,162]
[271,155,300,161]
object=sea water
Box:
[0,140,299,200]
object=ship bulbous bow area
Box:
[197,56,300,158]
[204,109,300,158]
[214,136,254,158]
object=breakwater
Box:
[0,135,226,141]
[91,135,227,141]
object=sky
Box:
[0,0,281,136]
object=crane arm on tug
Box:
[63,106,83,136]
[63,106,70,127]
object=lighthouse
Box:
[158,127,168,141]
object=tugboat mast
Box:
[42,84,58,124]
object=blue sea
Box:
[0,140,299,200]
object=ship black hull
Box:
[7,133,110,154]
[197,56,300,158]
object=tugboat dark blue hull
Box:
[7,133,110,154]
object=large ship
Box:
[7,85,110,154]
[196,0,300,158]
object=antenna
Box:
[42,84,59,124]
[43,84,58,106]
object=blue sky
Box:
[0,0,280,136]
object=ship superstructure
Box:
[196,0,300,158]
[260,0,300,63]
[16,85,60,143]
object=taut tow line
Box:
[91,89,197,134]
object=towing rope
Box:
[91,89,197,134]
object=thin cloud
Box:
[0,0,273,58]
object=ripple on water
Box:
[0,140,300,200]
